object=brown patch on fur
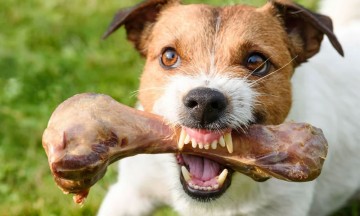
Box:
[139,4,294,124]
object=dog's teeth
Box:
[219,136,226,147]
[211,140,217,149]
[184,134,191,144]
[224,133,233,153]
[178,129,186,150]
[204,144,210,150]
[191,139,197,148]
[181,166,191,182]
[188,183,220,191]
[198,143,204,149]
[217,169,229,186]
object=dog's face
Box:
[140,4,295,126]
[104,0,342,203]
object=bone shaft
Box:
[43,93,327,197]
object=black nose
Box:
[183,87,228,126]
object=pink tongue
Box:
[183,154,220,181]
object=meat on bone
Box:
[42,93,328,204]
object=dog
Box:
[98,0,360,215]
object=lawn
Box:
[0,0,357,215]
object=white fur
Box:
[98,0,360,215]
[288,18,360,215]
[152,73,257,129]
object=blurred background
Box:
[0,0,358,215]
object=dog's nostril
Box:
[183,87,228,126]
[185,99,198,109]
[210,100,225,110]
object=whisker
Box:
[129,87,166,98]
[244,57,271,81]
[250,55,298,87]
[256,92,290,99]
[131,87,166,93]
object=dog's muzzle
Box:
[177,87,234,201]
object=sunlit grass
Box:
[0,0,356,215]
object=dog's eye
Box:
[245,53,270,76]
[160,48,181,69]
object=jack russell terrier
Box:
[98,0,360,215]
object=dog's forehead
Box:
[148,4,290,64]
[152,4,263,43]
[148,4,221,53]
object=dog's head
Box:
[104,0,342,203]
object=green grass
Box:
[0,0,357,215]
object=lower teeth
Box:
[188,184,218,191]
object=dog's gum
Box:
[42,93,328,203]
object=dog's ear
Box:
[267,0,343,64]
[102,0,180,56]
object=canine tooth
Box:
[204,144,210,150]
[211,140,217,149]
[214,184,219,189]
[191,139,197,148]
[198,143,204,149]
[184,134,191,144]
[178,129,186,150]
[207,187,212,191]
[178,142,185,150]
[224,133,233,153]
[181,166,191,182]
[219,136,226,147]
[217,169,229,186]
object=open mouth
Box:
[176,126,234,201]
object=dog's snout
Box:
[183,87,228,125]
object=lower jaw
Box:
[178,155,233,202]
[177,126,235,201]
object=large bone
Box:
[42,93,328,204]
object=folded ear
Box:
[267,0,343,64]
[102,0,180,56]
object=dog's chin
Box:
[176,125,235,202]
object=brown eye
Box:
[160,48,181,69]
[245,53,270,76]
